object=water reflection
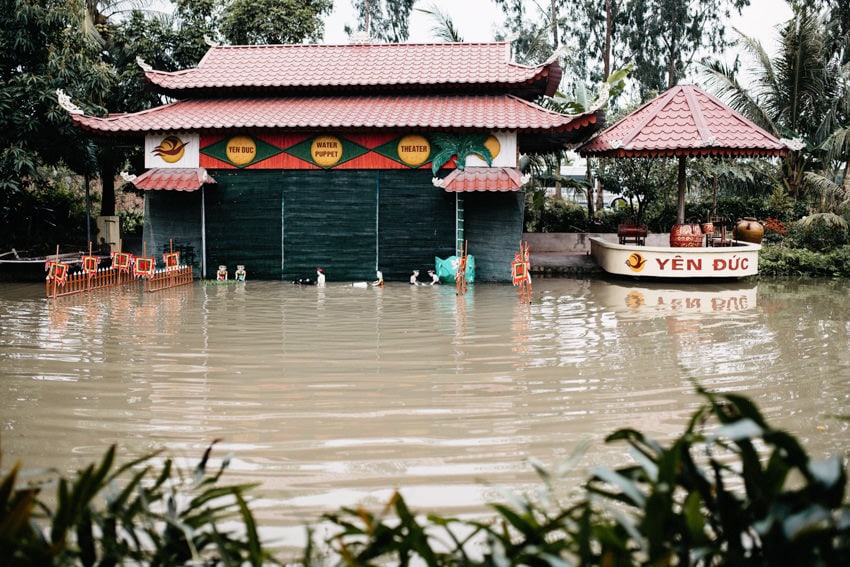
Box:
[1,278,848,547]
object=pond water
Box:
[1,277,848,550]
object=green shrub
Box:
[119,209,144,236]
[759,243,850,277]
[787,213,850,251]
[538,199,588,232]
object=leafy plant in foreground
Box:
[581,386,849,565]
[312,388,849,566]
[0,439,272,566]
[4,390,848,565]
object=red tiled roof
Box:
[437,167,528,192]
[579,84,788,158]
[131,168,216,191]
[73,95,598,136]
[145,42,561,97]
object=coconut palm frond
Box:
[430,134,492,173]
[415,4,463,43]
[700,47,776,134]
[804,171,850,212]
[519,154,547,177]
[538,94,586,115]
[822,126,850,165]
[430,148,457,175]
[796,211,849,230]
[774,10,829,135]
[452,134,492,170]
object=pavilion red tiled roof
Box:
[72,95,599,138]
[130,168,216,191]
[579,84,788,158]
[144,42,562,98]
[436,167,528,192]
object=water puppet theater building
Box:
[65,40,603,282]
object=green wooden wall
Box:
[462,191,525,282]
[205,171,283,279]
[283,170,377,281]
[143,190,203,276]
[143,169,523,282]
[377,170,456,281]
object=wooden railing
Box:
[46,267,138,298]
[46,265,194,298]
[144,266,194,292]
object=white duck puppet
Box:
[351,270,383,288]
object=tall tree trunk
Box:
[604,0,613,79]
[550,0,558,46]
[99,150,118,217]
[586,161,596,220]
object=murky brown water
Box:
[1,277,848,548]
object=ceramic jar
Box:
[734,217,764,244]
[670,223,703,247]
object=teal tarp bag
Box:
[434,255,475,284]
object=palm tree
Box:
[702,4,849,212]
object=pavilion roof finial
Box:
[56,89,83,115]
[136,56,152,72]
[348,30,372,45]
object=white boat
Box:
[589,235,760,279]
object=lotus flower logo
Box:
[625,291,645,308]
[153,136,188,163]
[625,252,646,272]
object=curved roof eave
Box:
[71,95,600,136]
[142,42,562,99]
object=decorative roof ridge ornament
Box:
[56,89,83,115]
[608,140,623,149]
[204,35,219,47]
[120,171,136,182]
[432,177,444,188]
[542,45,568,66]
[349,31,372,45]
[780,137,806,151]
[136,57,152,72]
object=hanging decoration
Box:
[112,251,133,273]
[134,256,156,278]
[163,251,180,271]
[512,240,532,303]
[81,255,99,276]
[455,240,469,296]
[46,261,69,286]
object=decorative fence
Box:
[144,265,194,292]
[45,244,195,299]
[45,266,135,299]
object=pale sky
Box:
[324,0,793,51]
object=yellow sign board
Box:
[397,135,431,167]
[225,135,257,166]
[311,135,343,167]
